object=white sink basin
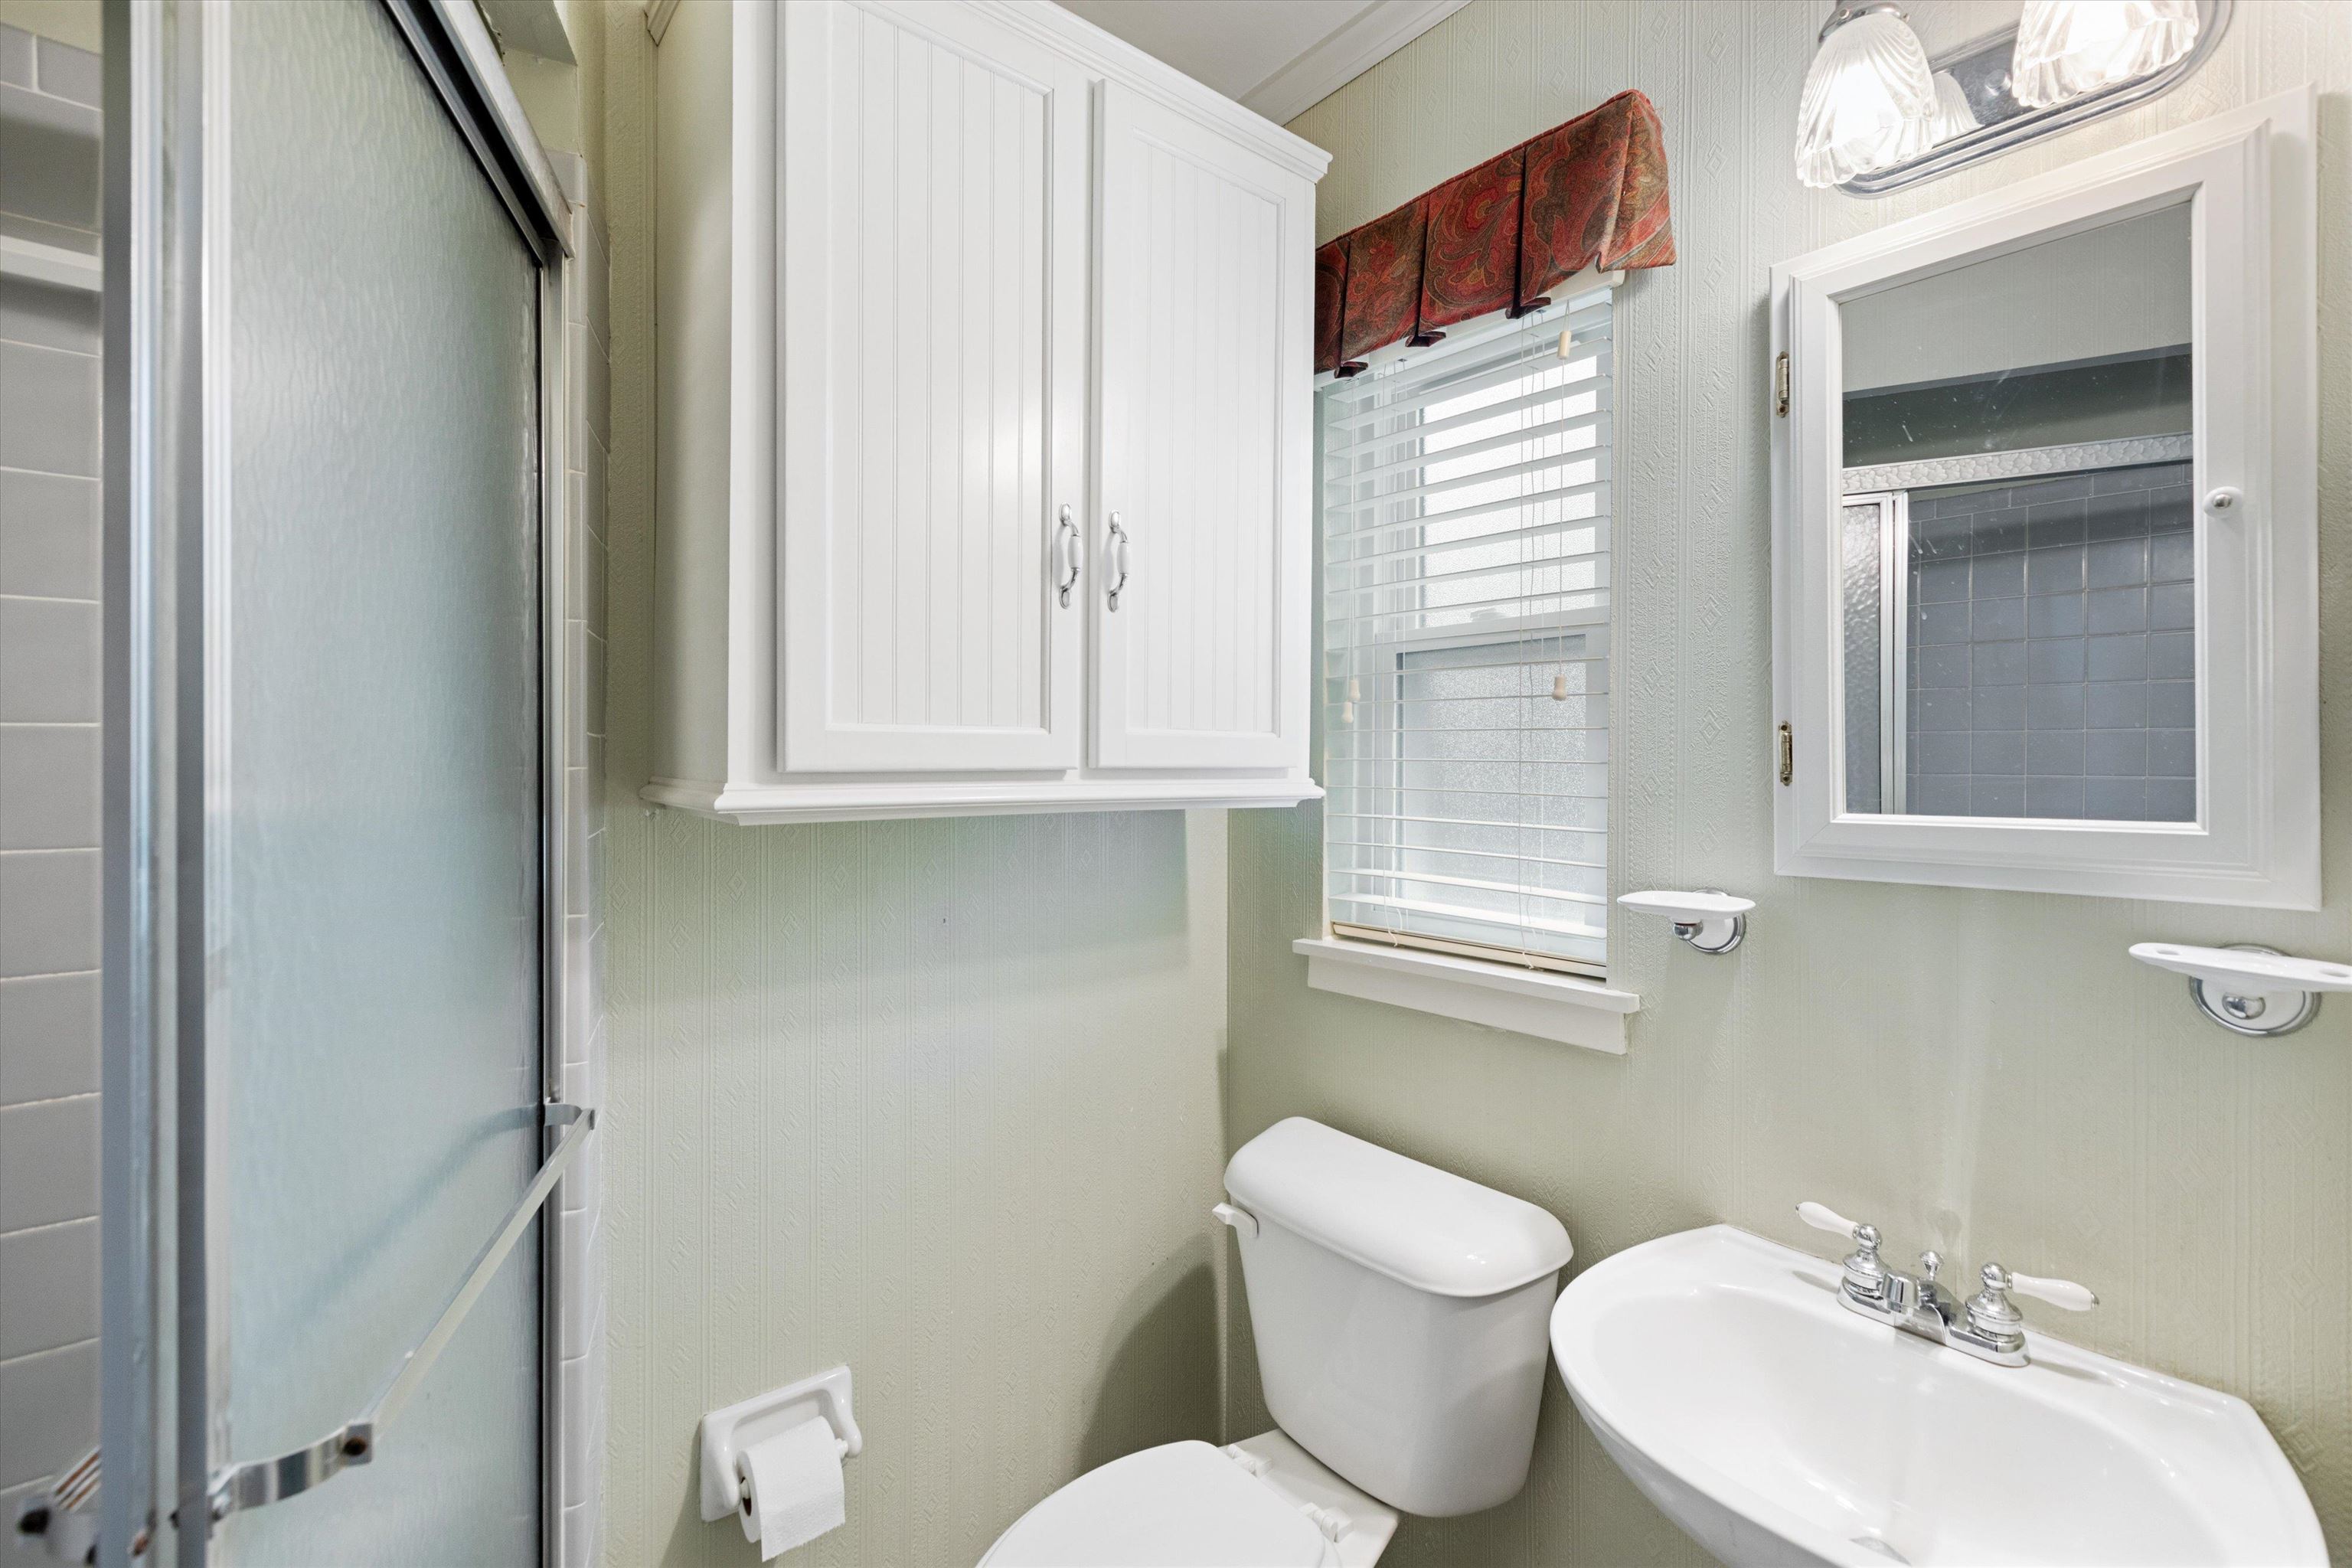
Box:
[1549,1226,2324,1566]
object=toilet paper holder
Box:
[697,1365,864,1526]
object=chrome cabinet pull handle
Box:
[1055,505,1082,607]
[1106,513,1131,611]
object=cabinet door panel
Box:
[1093,83,1312,769]
[778,0,1086,772]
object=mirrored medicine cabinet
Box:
[1770,88,2318,907]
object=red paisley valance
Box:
[1314,90,1675,376]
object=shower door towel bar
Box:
[202,1100,597,1525]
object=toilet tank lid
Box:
[1223,1119,1572,1298]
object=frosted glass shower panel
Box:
[217,1,544,1561]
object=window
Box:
[1319,287,1614,978]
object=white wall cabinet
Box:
[649,0,1328,824]
[1093,81,1312,772]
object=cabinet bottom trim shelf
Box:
[642,775,1324,825]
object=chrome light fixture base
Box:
[1836,0,2231,196]
[1818,2,1906,44]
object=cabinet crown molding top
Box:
[988,0,1334,181]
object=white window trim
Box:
[1311,268,1638,1053]
[1293,937,1640,1054]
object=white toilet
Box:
[980,1117,1573,1566]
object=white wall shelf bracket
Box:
[1619,891,1754,956]
[2129,942,2352,1038]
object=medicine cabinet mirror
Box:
[1770,88,2317,907]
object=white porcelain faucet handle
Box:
[2003,1268,2098,1312]
[1797,1201,1863,1240]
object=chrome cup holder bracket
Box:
[1677,891,1746,956]
[2185,946,2321,1038]
[2131,941,2352,1040]
[1618,889,1753,956]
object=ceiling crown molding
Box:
[1241,0,1471,125]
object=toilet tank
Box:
[1222,1119,1573,1518]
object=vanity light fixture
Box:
[1819,0,2230,196]
[2012,0,2200,109]
[1793,4,1938,189]
[1619,891,1754,956]
[2129,942,2352,1038]
[1927,70,1979,142]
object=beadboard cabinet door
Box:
[1091,81,1314,770]
[776,0,1089,772]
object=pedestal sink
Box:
[1549,1227,2324,1566]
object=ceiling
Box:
[1054,0,1469,125]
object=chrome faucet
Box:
[1797,1202,2097,1368]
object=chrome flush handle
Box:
[1055,505,1083,607]
[1106,513,1131,611]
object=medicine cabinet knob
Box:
[2203,485,2243,517]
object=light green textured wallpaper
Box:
[1236,3,2352,1564]
[592,9,1232,1565]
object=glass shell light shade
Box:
[1929,70,1980,142]
[2011,0,2200,109]
[1794,8,1939,189]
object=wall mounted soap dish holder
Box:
[2128,942,2352,1037]
[1619,890,1754,955]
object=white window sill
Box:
[1292,937,1640,1055]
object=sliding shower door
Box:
[103,1,571,1563]
[212,0,543,1561]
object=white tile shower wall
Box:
[0,21,100,1541]
[551,159,612,1568]
[1906,463,2196,820]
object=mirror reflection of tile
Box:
[1905,462,2194,822]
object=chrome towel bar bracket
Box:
[203,1101,597,1526]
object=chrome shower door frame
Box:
[100,3,577,1564]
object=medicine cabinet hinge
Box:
[1776,721,1793,786]
[1773,352,1790,418]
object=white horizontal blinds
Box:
[1321,292,1612,975]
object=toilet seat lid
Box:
[982,1441,1337,1568]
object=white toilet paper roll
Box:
[736,1416,848,1561]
